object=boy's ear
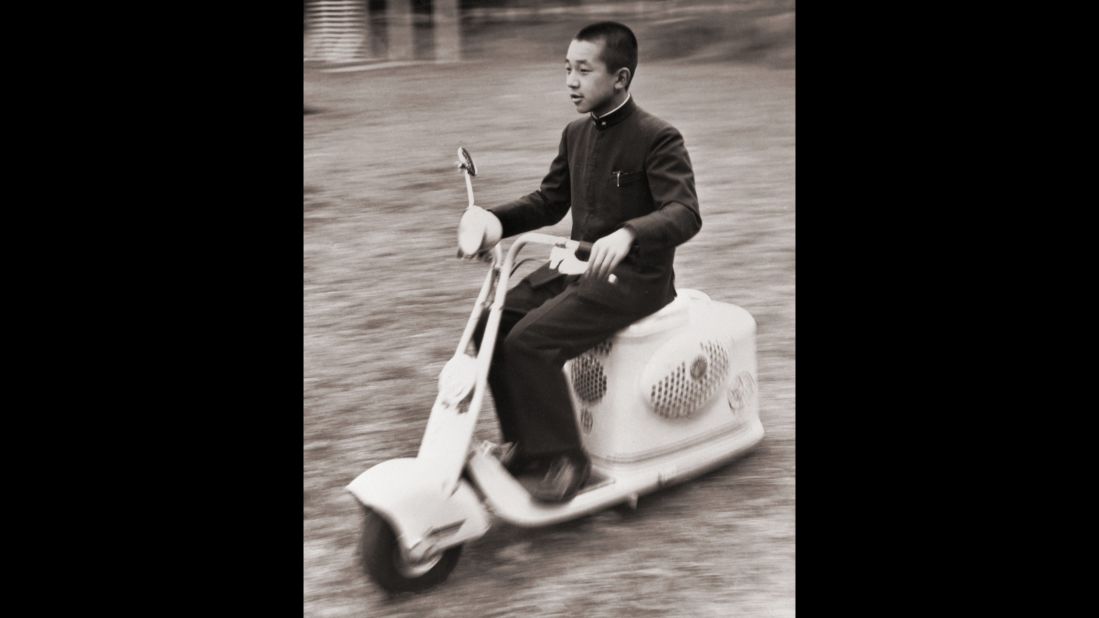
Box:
[615,67,632,90]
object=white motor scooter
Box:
[347,148,764,592]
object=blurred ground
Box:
[304,12,794,617]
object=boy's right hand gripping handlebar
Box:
[550,240,616,284]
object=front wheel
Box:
[359,508,462,593]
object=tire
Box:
[359,508,462,593]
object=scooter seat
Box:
[619,289,709,338]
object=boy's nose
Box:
[566,75,579,89]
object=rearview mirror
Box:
[457,147,477,177]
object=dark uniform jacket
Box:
[489,96,701,313]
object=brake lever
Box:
[548,246,588,275]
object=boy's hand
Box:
[584,228,636,282]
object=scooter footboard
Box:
[347,458,490,560]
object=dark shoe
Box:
[492,442,544,476]
[531,453,591,503]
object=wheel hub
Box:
[394,548,442,578]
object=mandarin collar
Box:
[590,95,636,130]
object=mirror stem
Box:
[463,171,476,209]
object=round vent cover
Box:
[727,371,758,414]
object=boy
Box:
[459,21,701,502]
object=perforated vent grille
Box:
[649,340,730,418]
[591,338,613,357]
[702,340,729,380]
[570,354,607,403]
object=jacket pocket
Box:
[612,170,644,187]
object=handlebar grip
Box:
[575,241,593,261]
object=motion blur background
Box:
[304,1,794,615]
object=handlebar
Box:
[496,233,614,283]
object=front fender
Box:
[347,458,490,560]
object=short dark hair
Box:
[574,21,638,88]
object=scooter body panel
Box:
[416,397,481,487]
[565,289,761,466]
[347,458,491,560]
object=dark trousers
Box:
[472,272,658,459]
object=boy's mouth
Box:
[570,94,583,103]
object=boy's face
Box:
[565,38,627,116]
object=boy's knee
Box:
[506,326,566,362]
[503,327,540,357]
